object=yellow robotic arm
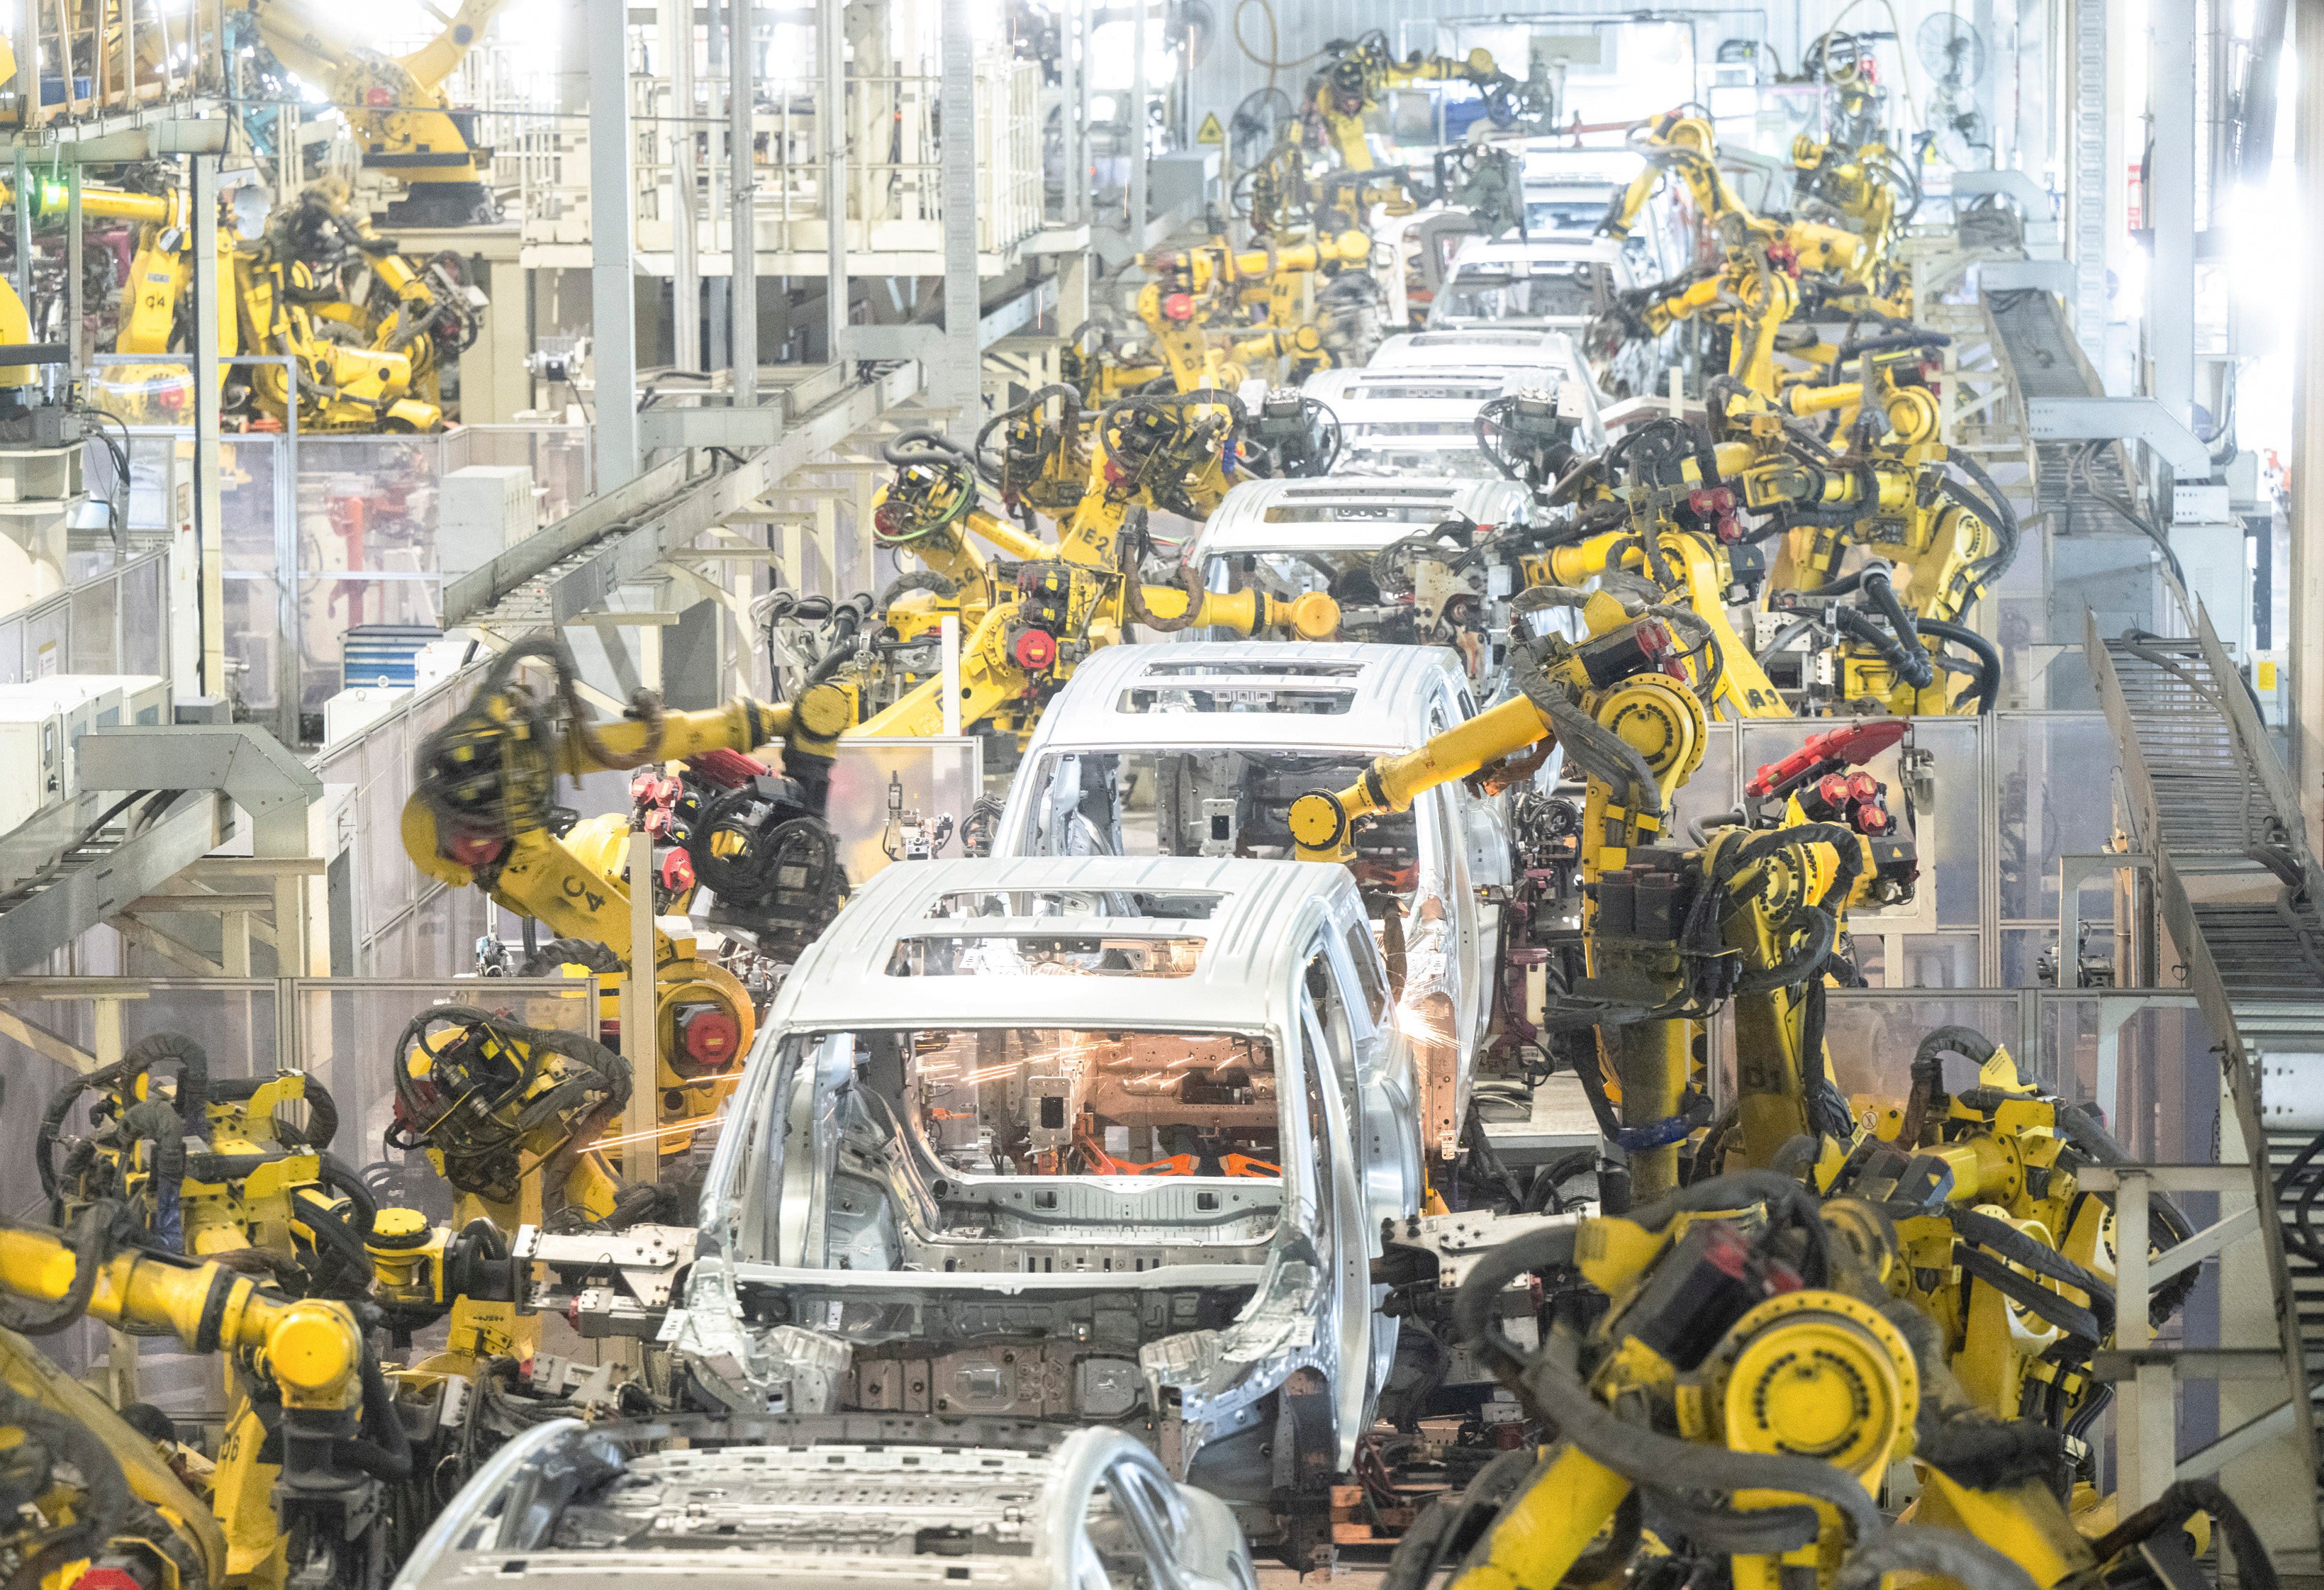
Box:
[0,1209,402,1587]
[240,0,509,225]
[403,636,851,1108]
[1309,35,1504,172]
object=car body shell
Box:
[992,642,1514,1161]
[1300,364,1527,481]
[671,856,1422,1531]
[391,1416,1256,1590]
[1427,234,1664,398]
[1185,474,1536,689]
[1363,327,1612,444]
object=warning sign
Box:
[1196,111,1225,145]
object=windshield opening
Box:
[1436,267,1605,323]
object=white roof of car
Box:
[762,854,1356,1036]
[1192,476,1531,557]
[1445,233,1624,269]
[1346,332,1607,450]
[1306,366,1520,407]
[1012,641,1468,760]
[1369,327,1591,376]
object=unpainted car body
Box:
[392,1416,1256,1590]
[1364,327,1612,443]
[1185,476,1534,688]
[671,856,1423,1541]
[1300,364,1524,481]
[1428,234,1665,398]
[993,642,1518,1162]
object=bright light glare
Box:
[1087,19,1176,93]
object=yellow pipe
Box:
[965,507,1053,564]
[1139,584,1341,639]
[1290,695,1551,859]
[1,179,175,225]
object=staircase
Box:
[2088,605,2324,1553]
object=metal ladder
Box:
[2087,604,2324,1553]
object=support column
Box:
[191,155,225,701]
[12,148,28,312]
[65,167,82,374]
[13,2,33,130]
[590,0,639,485]
[2068,0,2108,364]
[1066,0,1088,226]
[934,1,980,427]
[820,0,846,363]
[2147,0,2196,425]
[2290,0,2324,846]
[1128,0,1147,241]
[662,0,700,372]
[730,0,757,404]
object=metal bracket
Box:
[1979,259,2074,295]
[1948,170,2065,255]
[2023,396,2214,481]
[513,1221,693,1338]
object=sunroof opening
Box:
[1118,685,1358,715]
[924,889,1227,920]
[1137,660,1365,678]
[886,934,1207,977]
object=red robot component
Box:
[1744,718,1906,800]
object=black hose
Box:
[2053,1101,2201,1325]
[1916,618,2002,714]
[0,1377,138,1572]
[331,1351,415,1482]
[1653,1492,1821,1553]
[2089,1479,2278,1590]
[1836,604,1932,688]
[1450,1223,1578,1375]
[315,1153,379,1235]
[878,427,973,469]
[1950,1207,2116,1340]
[1512,1331,1884,1544]
[1626,1168,1831,1287]
[1834,1526,2036,1590]
[1731,907,1836,995]
[1901,1024,1991,1146]
[874,570,961,613]
[293,1191,379,1290]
